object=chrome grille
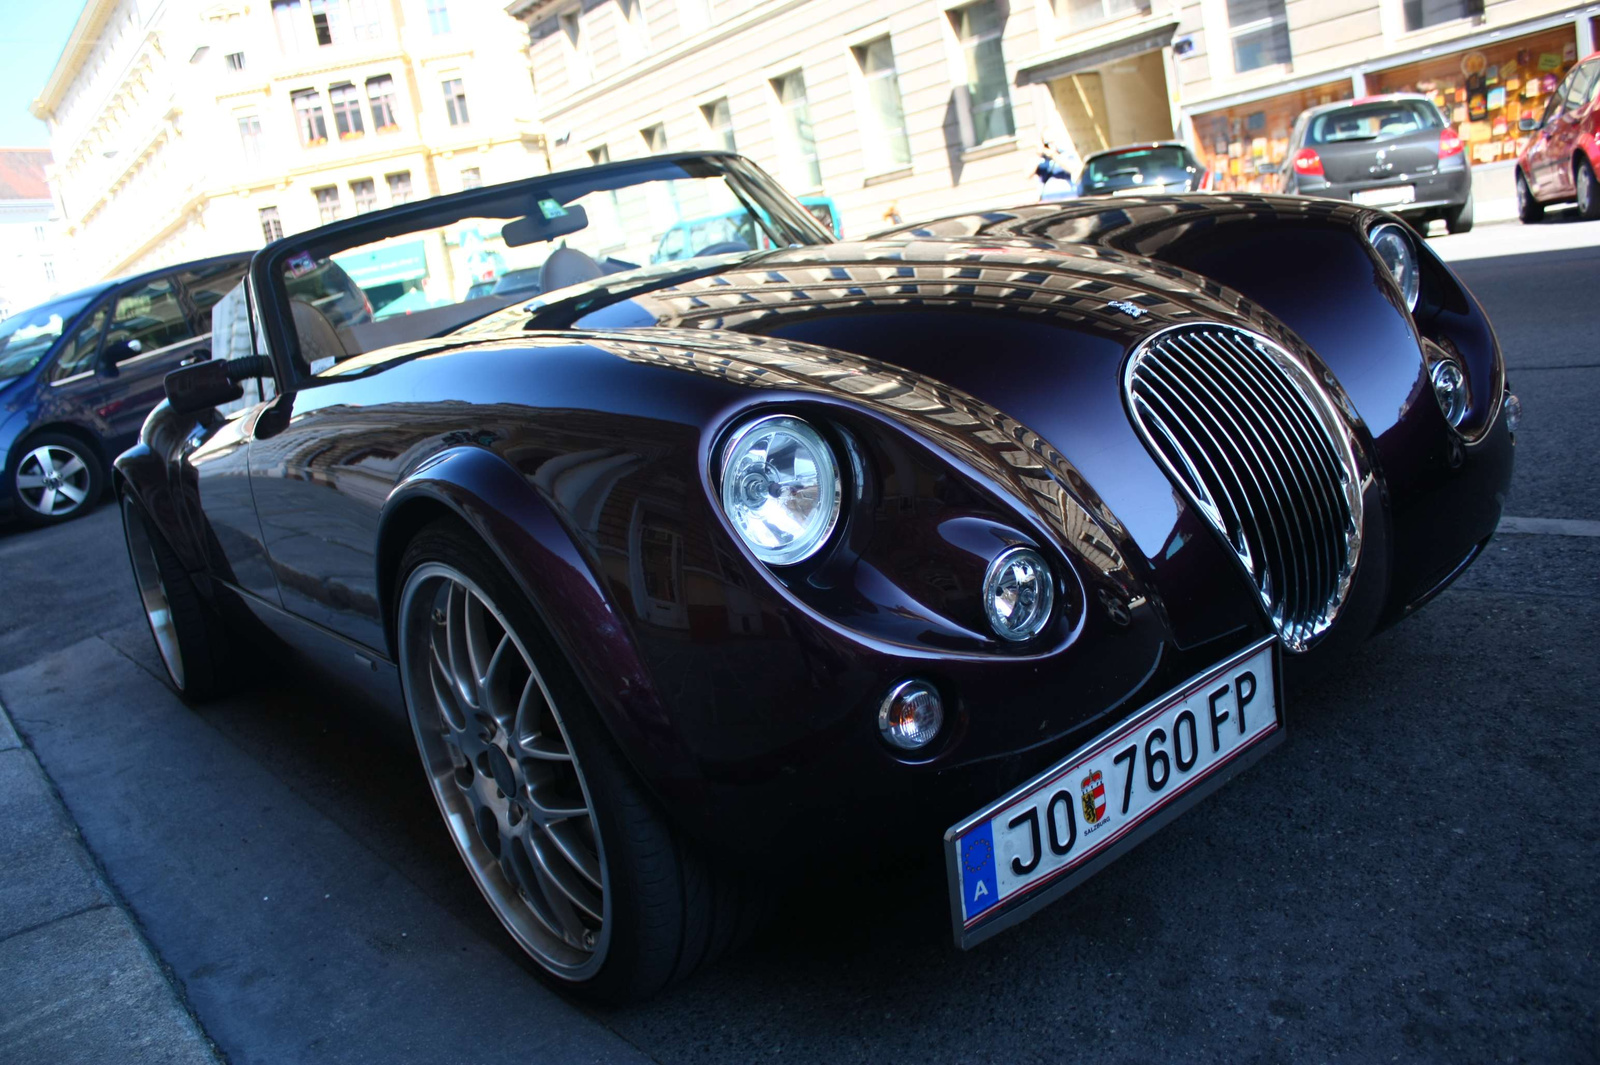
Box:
[1124,324,1362,651]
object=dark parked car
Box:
[1515,50,1600,222]
[1077,142,1207,196]
[1278,94,1473,233]
[0,252,251,525]
[116,152,1513,1001]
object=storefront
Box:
[1190,79,1354,193]
[1367,25,1581,167]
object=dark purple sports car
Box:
[115,152,1514,1001]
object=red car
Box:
[1517,50,1600,222]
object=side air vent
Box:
[1124,324,1362,652]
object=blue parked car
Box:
[0,252,251,526]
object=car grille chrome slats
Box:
[1124,324,1362,652]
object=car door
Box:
[93,275,207,453]
[1530,68,1581,197]
[1548,59,1600,198]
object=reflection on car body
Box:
[116,150,1513,1002]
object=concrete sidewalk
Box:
[0,698,220,1065]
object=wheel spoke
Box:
[57,455,86,479]
[14,473,44,489]
[482,633,518,724]
[463,592,494,695]
[528,830,603,924]
[528,790,589,822]
[444,583,476,709]
[545,818,603,890]
[56,481,87,504]
[38,487,57,514]
[429,646,468,733]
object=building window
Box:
[461,167,482,189]
[1403,0,1483,32]
[309,0,336,44]
[618,0,650,61]
[427,0,450,33]
[588,145,610,165]
[951,1,1015,145]
[33,224,45,243]
[701,97,736,151]
[330,82,365,138]
[225,51,246,71]
[292,89,328,145]
[640,123,668,153]
[854,36,912,170]
[442,78,470,126]
[346,0,384,38]
[366,75,399,131]
[314,185,342,222]
[560,11,592,86]
[351,178,377,213]
[1059,0,1143,30]
[772,69,822,189]
[260,206,284,241]
[43,260,55,284]
[386,170,413,203]
[1228,0,1291,72]
[237,114,264,162]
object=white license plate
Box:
[945,637,1282,947]
[1352,184,1416,206]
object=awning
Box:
[333,240,429,288]
[1016,19,1180,86]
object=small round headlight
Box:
[983,546,1054,643]
[1369,222,1420,311]
[878,679,944,751]
[1430,358,1469,427]
[719,415,841,566]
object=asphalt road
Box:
[2,214,1597,1065]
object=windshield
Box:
[277,155,830,376]
[0,293,97,385]
[1308,101,1442,144]
[1083,148,1191,185]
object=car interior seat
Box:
[539,247,604,295]
[290,299,350,375]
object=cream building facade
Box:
[33,0,549,283]
[0,149,72,318]
[508,0,1597,236]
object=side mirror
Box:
[164,355,271,415]
[1519,117,1542,132]
[97,337,142,376]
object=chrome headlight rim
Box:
[1367,220,1421,312]
[1429,355,1469,427]
[717,412,843,567]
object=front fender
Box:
[376,445,703,814]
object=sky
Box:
[0,0,87,148]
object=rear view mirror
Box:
[1519,117,1542,132]
[502,201,589,247]
[97,337,143,375]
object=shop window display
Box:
[1368,26,1579,167]
[1191,80,1352,192]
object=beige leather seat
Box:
[538,247,604,295]
[290,298,350,375]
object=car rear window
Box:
[1308,101,1442,145]
[1083,147,1190,184]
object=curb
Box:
[0,697,223,1065]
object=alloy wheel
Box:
[15,444,92,518]
[1580,165,1595,216]
[400,563,609,977]
[122,499,186,689]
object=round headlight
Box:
[1369,222,1420,311]
[1430,358,1469,427]
[718,415,841,566]
[983,546,1054,643]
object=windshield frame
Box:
[252,151,832,389]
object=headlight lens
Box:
[1430,357,1469,426]
[1369,222,1420,311]
[982,546,1054,642]
[718,414,841,566]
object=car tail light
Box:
[1292,148,1324,177]
[1439,128,1464,158]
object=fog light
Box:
[1430,358,1468,427]
[983,546,1054,642]
[1505,392,1522,433]
[878,679,943,751]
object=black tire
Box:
[8,432,102,526]
[395,518,764,1003]
[1446,192,1474,234]
[1516,169,1544,223]
[120,492,235,701]
[1576,157,1600,221]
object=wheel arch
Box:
[375,446,697,809]
[9,420,109,475]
